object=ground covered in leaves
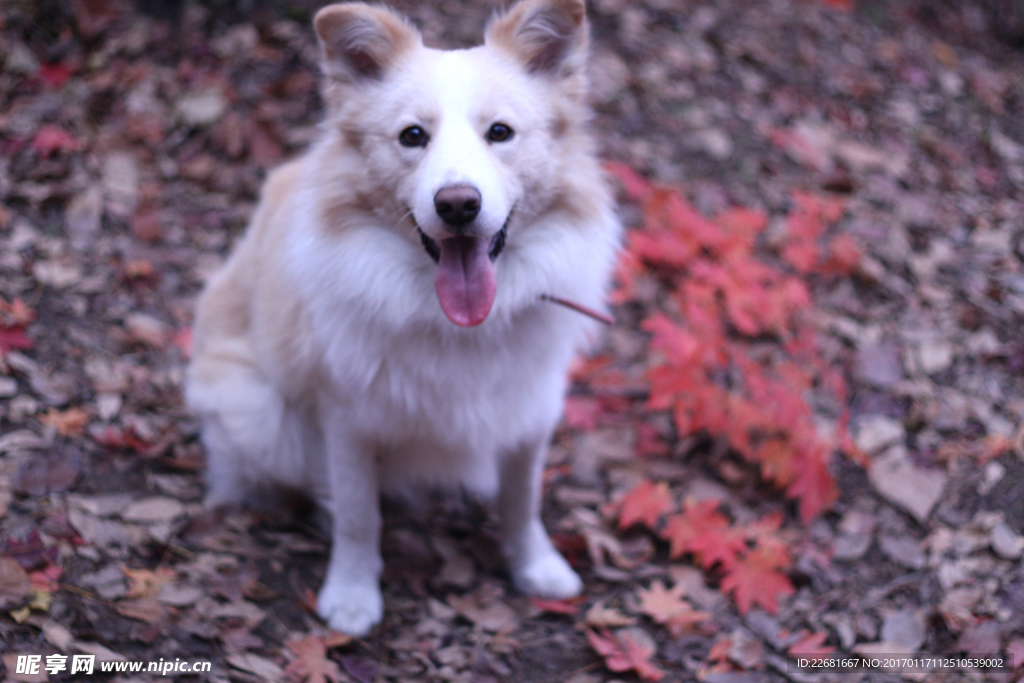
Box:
[1,0,1024,681]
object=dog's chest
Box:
[321,308,576,454]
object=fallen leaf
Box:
[28,564,61,592]
[0,558,31,609]
[13,447,82,496]
[116,596,169,624]
[228,652,284,682]
[586,628,664,681]
[32,124,81,156]
[122,566,176,599]
[0,327,33,355]
[788,631,835,657]
[340,655,377,683]
[720,545,794,615]
[531,596,582,615]
[285,635,341,683]
[447,591,519,633]
[39,407,90,436]
[636,580,711,635]
[636,580,688,624]
[616,479,673,530]
[584,601,636,628]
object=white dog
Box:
[186,0,620,636]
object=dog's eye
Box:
[486,122,514,143]
[399,126,428,148]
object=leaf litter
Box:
[0,0,1023,681]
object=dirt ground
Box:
[1,0,1024,681]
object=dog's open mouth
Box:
[417,218,509,328]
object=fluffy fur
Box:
[186,0,620,636]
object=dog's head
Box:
[313,0,591,327]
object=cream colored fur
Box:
[186,0,620,636]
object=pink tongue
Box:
[434,236,496,327]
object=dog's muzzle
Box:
[418,214,510,264]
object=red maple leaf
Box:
[789,631,836,657]
[660,499,730,560]
[603,161,651,203]
[531,597,582,615]
[38,62,75,88]
[0,298,35,327]
[586,629,664,681]
[616,479,673,530]
[629,226,699,268]
[687,524,748,571]
[716,206,767,242]
[32,125,81,156]
[563,395,603,430]
[720,545,795,615]
[822,233,861,275]
[786,445,838,523]
[29,564,63,592]
[819,0,853,9]
[611,249,645,304]
[0,327,33,355]
[782,236,819,273]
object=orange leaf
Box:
[617,480,673,530]
[121,566,176,600]
[39,407,90,437]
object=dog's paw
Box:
[316,577,383,637]
[512,551,583,599]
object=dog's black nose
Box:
[434,185,481,229]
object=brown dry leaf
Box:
[584,601,636,628]
[285,635,344,683]
[116,596,170,624]
[0,558,32,609]
[2,653,48,682]
[124,313,168,347]
[39,407,90,436]
[227,652,285,682]
[12,446,83,496]
[447,590,520,633]
[130,202,163,242]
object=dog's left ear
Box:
[485,0,589,80]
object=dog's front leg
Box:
[498,437,583,599]
[315,409,383,636]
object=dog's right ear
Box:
[485,0,588,79]
[314,3,419,83]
